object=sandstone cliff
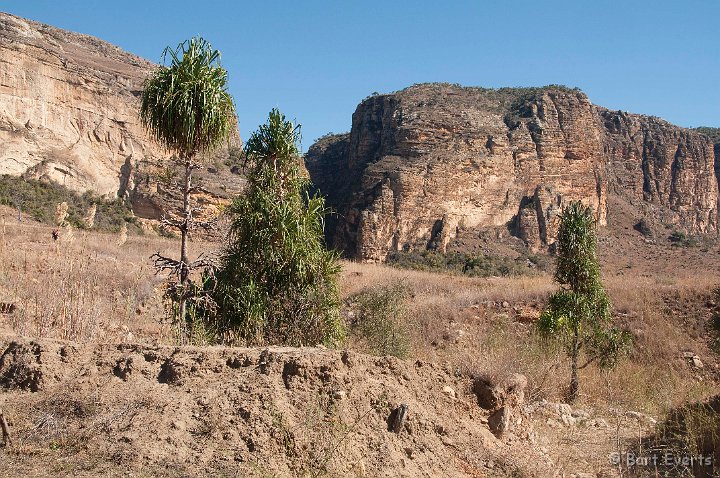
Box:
[0,12,166,196]
[0,13,240,221]
[306,84,718,261]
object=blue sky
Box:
[3,1,719,148]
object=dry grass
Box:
[1,206,718,420]
[340,255,720,418]
[0,209,178,343]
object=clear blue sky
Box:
[3,1,719,148]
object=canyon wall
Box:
[0,13,240,221]
[306,84,718,261]
[0,12,166,197]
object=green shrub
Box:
[634,218,653,237]
[0,175,135,232]
[386,249,538,277]
[669,230,698,247]
[350,284,410,359]
[209,109,343,346]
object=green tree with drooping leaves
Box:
[139,37,235,341]
[210,109,343,346]
[538,201,631,403]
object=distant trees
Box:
[538,201,631,403]
[140,37,235,341]
[208,109,343,346]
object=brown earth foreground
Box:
[0,337,561,477]
[0,208,718,477]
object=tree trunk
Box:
[569,325,580,403]
[178,157,192,342]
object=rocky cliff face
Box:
[0,13,240,221]
[306,84,718,261]
[0,12,165,197]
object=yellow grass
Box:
[1,208,718,418]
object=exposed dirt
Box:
[0,337,570,477]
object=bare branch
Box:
[160,216,185,230]
[189,251,220,270]
[578,355,597,370]
[194,217,218,232]
[151,252,183,275]
[152,251,218,276]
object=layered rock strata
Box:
[306,84,717,261]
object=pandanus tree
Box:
[209,109,344,346]
[140,37,235,340]
[537,201,631,402]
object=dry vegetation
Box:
[0,207,172,343]
[1,205,719,476]
[2,203,719,418]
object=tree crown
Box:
[140,37,235,158]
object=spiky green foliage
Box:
[139,37,235,343]
[140,37,235,157]
[210,109,343,346]
[538,201,631,401]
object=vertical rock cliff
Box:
[0,13,241,221]
[306,84,718,261]
[0,12,165,197]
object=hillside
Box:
[306,84,719,261]
[0,208,719,476]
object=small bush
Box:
[0,175,135,232]
[634,218,653,237]
[350,284,411,359]
[386,250,537,277]
[669,230,698,248]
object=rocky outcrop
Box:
[306,84,718,261]
[0,13,240,221]
[0,12,166,196]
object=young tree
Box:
[210,109,343,346]
[538,201,631,403]
[140,37,235,340]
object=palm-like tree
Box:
[140,37,235,339]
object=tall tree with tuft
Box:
[140,37,235,340]
[537,201,631,402]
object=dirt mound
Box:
[0,337,560,477]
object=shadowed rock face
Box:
[306,84,718,261]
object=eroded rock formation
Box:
[306,84,718,261]
[0,12,165,196]
[0,13,240,221]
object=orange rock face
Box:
[306,84,718,261]
[0,13,241,223]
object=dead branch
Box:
[152,251,218,276]
[194,218,218,232]
[151,252,184,276]
[160,216,185,230]
[189,251,220,270]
